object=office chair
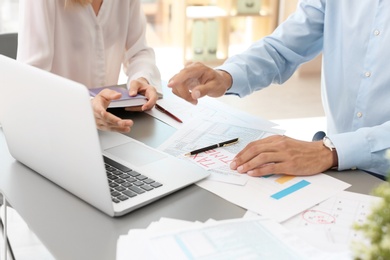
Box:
[0,32,17,260]
[0,32,18,59]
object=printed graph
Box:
[259,175,312,200]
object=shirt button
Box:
[374,30,380,36]
[364,72,371,77]
[357,112,363,118]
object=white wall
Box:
[0,0,19,33]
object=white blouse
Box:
[17,0,161,93]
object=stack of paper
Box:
[117,217,342,260]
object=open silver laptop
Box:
[0,55,209,217]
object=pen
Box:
[155,103,183,123]
[185,138,239,156]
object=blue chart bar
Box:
[271,180,311,200]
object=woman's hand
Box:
[125,77,158,112]
[91,88,134,133]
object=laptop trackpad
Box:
[105,142,166,167]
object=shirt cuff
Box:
[328,130,372,171]
[215,63,251,97]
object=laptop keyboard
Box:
[103,156,163,203]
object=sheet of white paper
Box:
[158,118,280,185]
[118,218,203,260]
[145,97,191,129]
[281,191,381,253]
[117,217,338,260]
[198,97,279,129]
[117,230,150,260]
[196,173,351,222]
[145,218,200,233]
[146,93,279,131]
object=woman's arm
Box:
[17,0,55,71]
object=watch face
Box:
[323,137,335,150]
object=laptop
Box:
[0,55,209,217]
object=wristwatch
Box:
[323,136,335,151]
[323,136,338,168]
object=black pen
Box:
[185,138,239,156]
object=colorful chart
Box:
[261,175,312,200]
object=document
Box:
[117,217,338,260]
[158,118,280,185]
[281,191,381,253]
[198,173,350,222]
[146,92,279,130]
[244,191,381,255]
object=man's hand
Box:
[230,135,338,176]
[168,62,232,105]
[91,88,133,133]
[125,77,158,112]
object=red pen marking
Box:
[302,210,336,224]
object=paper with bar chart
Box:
[197,173,350,222]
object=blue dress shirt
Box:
[218,0,390,176]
